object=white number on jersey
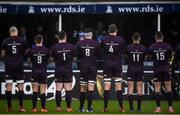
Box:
[109,45,113,53]
[37,56,42,64]
[12,45,17,54]
[85,49,90,56]
[156,52,165,61]
[63,53,66,61]
[133,53,140,62]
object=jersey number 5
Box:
[12,45,17,54]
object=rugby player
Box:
[51,31,74,112]
[1,26,29,112]
[149,32,174,113]
[126,32,147,112]
[101,24,125,112]
[28,34,49,112]
[75,28,100,112]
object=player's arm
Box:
[1,40,6,58]
[1,50,5,58]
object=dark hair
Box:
[108,24,118,33]
[132,32,141,40]
[84,28,93,33]
[155,31,164,40]
[35,34,43,44]
[58,31,67,40]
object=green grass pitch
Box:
[0,100,180,114]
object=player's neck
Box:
[59,40,66,43]
[85,37,92,39]
[109,33,117,36]
[36,44,43,46]
[156,39,163,43]
[133,41,140,44]
[10,34,18,37]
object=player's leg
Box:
[64,82,72,112]
[79,81,87,112]
[86,68,96,112]
[115,77,125,112]
[40,84,47,112]
[127,67,134,112]
[55,73,63,112]
[87,82,95,112]
[164,80,174,112]
[103,68,111,112]
[32,82,38,112]
[137,81,142,112]
[114,66,125,112]
[136,70,143,112]
[128,81,134,112]
[64,71,73,112]
[154,81,161,113]
[6,82,13,112]
[153,69,162,113]
[79,68,87,112]
[16,69,25,112]
[5,68,13,112]
[39,72,48,112]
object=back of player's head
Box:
[155,31,164,40]
[35,34,43,44]
[132,32,141,41]
[58,31,67,40]
[84,28,93,38]
[9,26,18,35]
[108,24,118,33]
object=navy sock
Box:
[137,95,142,110]
[128,95,133,110]
[104,90,110,108]
[116,90,123,108]
[32,92,38,109]
[66,91,72,108]
[18,91,24,107]
[80,92,86,109]
[55,91,61,107]
[155,92,161,107]
[40,94,46,109]
[167,92,173,107]
[87,91,93,110]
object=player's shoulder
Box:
[101,35,109,42]
[176,44,180,49]
[66,42,74,47]
[139,44,147,49]
[91,39,99,45]
[51,43,59,50]
[163,42,172,49]
[42,46,49,52]
[149,42,156,48]
[3,37,11,43]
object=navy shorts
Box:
[32,69,47,84]
[103,64,122,79]
[55,69,73,83]
[153,65,171,82]
[127,65,144,81]
[80,65,97,85]
[5,66,24,83]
